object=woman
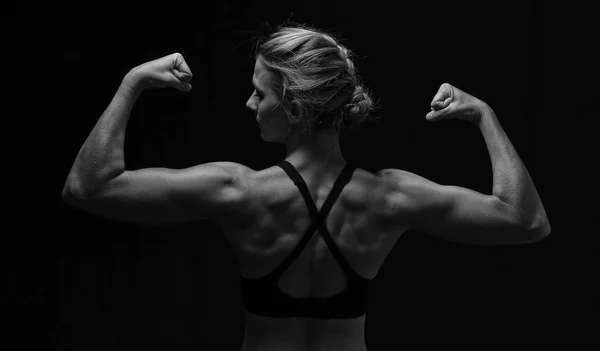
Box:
[62,24,550,351]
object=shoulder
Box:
[202,161,259,228]
[206,161,256,189]
[339,166,392,213]
[374,168,411,197]
[375,168,441,197]
[375,168,418,185]
[373,167,439,222]
[209,161,255,177]
[217,162,261,212]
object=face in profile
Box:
[246,56,291,143]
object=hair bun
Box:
[343,84,373,125]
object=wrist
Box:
[475,100,493,126]
[121,68,145,95]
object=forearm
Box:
[63,74,141,198]
[478,104,549,230]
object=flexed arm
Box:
[61,54,254,227]
[63,53,193,198]
[381,83,550,245]
[428,83,550,232]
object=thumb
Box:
[426,110,438,121]
[431,101,444,110]
[426,106,449,121]
[177,82,192,92]
[172,68,192,82]
[431,98,452,110]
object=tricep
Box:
[377,168,544,246]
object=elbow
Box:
[62,183,83,206]
[530,220,551,242]
[509,203,551,244]
[62,174,91,201]
[62,174,79,202]
[494,199,551,245]
[62,183,72,200]
[520,219,551,244]
[62,184,71,199]
[62,187,76,206]
[62,172,91,201]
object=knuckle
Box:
[171,53,183,64]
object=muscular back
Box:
[217,161,406,350]
[220,162,405,287]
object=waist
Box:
[241,287,369,319]
[243,309,367,351]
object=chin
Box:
[260,128,285,144]
[259,129,274,142]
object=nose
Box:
[246,96,255,111]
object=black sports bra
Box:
[240,160,373,319]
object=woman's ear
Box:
[288,100,304,124]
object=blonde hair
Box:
[254,23,378,135]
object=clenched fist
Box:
[426,83,487,124]
[123,53,193,92]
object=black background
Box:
[4,1,598,350]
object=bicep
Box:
[380,169,537,245]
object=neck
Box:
[284,127,345,167]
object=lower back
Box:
[241,310,367,351]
